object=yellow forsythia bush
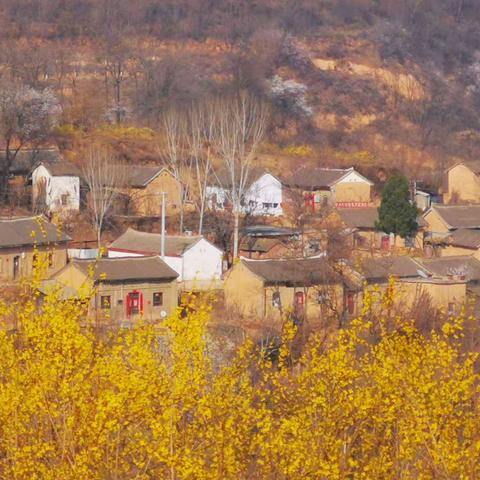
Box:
[0,274,479,479]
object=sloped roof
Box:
[417,256,480,282]
[337,207,378,229]
[210,167,271,189]
[282,166,373,190]
[0,216,70,248]
[6,149,63,175]
[240,238,283,253]
[447,160,480,175]
[241,225,300,237]
[73,256,178,283]
[38,159,81,177]
[109,228,205,256]
[119,165,170,188]
[449,229,480,249]
[360,256,427,282]
[428,205,480,229]
[241,257,338,286]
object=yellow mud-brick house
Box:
[45,256,179,324]
[444,160,480,204]
[0,216,70,283]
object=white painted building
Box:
[108,228,223,289]
[244,172,283,216]
[206,170,283,216]
[31,159,82,214]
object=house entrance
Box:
[126,291,143,317]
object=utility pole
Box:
[161,192,167,259]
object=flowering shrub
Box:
[0,272,478,478]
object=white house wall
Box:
[32,165,80,213]
[243,173,283,216]
[183,239,223,282]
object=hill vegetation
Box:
[0,1,479,188]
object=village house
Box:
[206,170,283,216]
[0,216,70,283]
[332,207,426,251]
[46,256,178,324]
[4,148,62,207]
[31,157,83,214]
[359,255,467,313]
[282,166,374,211]
[223,257,356,325]
[118,165,184,217]
[416,255,480,314]
[423,205,480,234]
[444,160,480,204]
[422,204,480,251]
[108,228,223,289]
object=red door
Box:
[126,291,144,317]
[346,292,355,315]
[294,291,305,306]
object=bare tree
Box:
[82,148,125,248]
[187,101,215,235]
[0,80,60,203]
[102,32,132,124]
[211,92,270,258]
[161,108,192,234]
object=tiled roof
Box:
[417,256,480,282]
[0,216,70,248]
[240,238,283,253]
[241,257,338,286]
[359,256,427,281]
[118,165,169,188]
[73,256,178,282]
[39,159,81,177]
[283,167,349,189]
[428,205,480,229]
[337,207,378,229]
[109,228,203,256]
[449,229,480,249]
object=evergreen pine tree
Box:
[376,175,418,239]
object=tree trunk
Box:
[96,219,102,250]
[179,204,184,235]
[233,209,240,259]
[198,197,205,235]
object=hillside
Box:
[1,1,479,189]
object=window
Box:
[61,193,69,206]
[272,291,281,308]
[101,295,111,309]
[117,299,123,306]
[48,252,53,268]
[448,303,455,315]
[405,236,415,248]
[153,292,163,306]
[317,291,330,304]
